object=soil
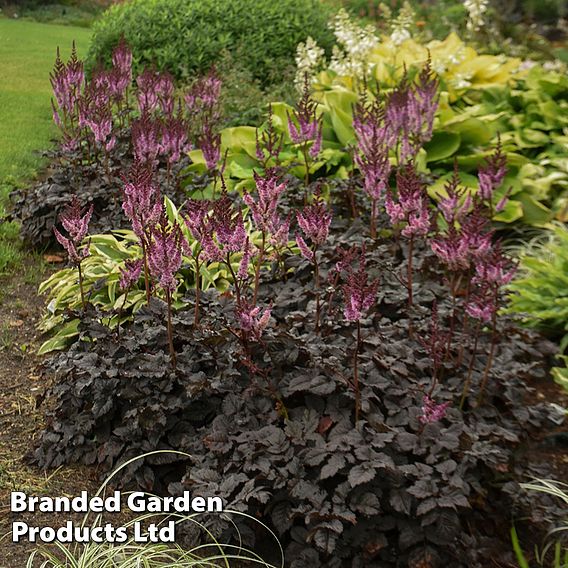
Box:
[0,257,103,568]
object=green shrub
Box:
[87,0,335,85]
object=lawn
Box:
[0,18,91,270]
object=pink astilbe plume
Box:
[132,114,163,164]
[185,71,222,119]
[53,196,93,265]
[50,42,84,117]
[342,246,379,322]
[386,165,431,237]
[197,193,246,262]
[112,37,133,76]
[183,199,211,242]
[119,258,144,291]
[156,71,175,116]
[419,395,450,424]
[121,160,162,243]
[353,97,392,237]
[199,123,222,171]
[386,61,439,162]
[477,139,509,214]
[147,213,189,293]
[287,76,323,157]
[77,78,116,153]
[212,193,247,252]
[235,300,272,342]
[245,170,289,242]
[136,68,161,114]
[295,189,332,262]
[161,110,189,165]
[53,196,93,310]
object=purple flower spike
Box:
[53,196,93,265]
[235,300,272,342]
[147,213,189,293]
[419,395,450,424]
[296,189,332,251]
[287,75,323,155]
[132,114,162,164]
[342,247,379,322]
[199,124,221,171]
[137,68,161,114]
[119,258,144,291]
[353,99,392,203]
[244,170,289,241]
[161,112,189,165]
[121,160,163,242]
[478,140,507,202]
[386,61,439,161]
[386,165,431,237]
[185,71,222,118]
[212,194,247,253]
[112,37,133,77]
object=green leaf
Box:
[424,131,461,162]
[38,319,80,355]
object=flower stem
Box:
[141,239,151,305]
[477,306,498,404]
[313,245,320,333]
[354,320,362,423]
[252,232,266,306]
[460,319,481,410]
[165,289,176,369]
[77,262,86,311]
[407,234,414,309]
[370,198,377,239]
[194,253,201,327]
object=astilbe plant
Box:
[287,75,323,190]
[476,137,509,217]
[244,169,290,304]
[185,71,223,186]
[147,211,189,368]
[50,42,84,155]
[341,245,379,422]
[121,160,163,303]
[385,60,439,163]
[183,198,212,326]
[385,163,431,308]
[296,188,332,332]
[53,196,93,310]
[352,97,392,239]
[255,104,284,169]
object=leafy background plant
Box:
[506,223,568,391]
[86,0,335,86]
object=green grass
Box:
[0,18,91,272]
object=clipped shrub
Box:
[87,0,335,85]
